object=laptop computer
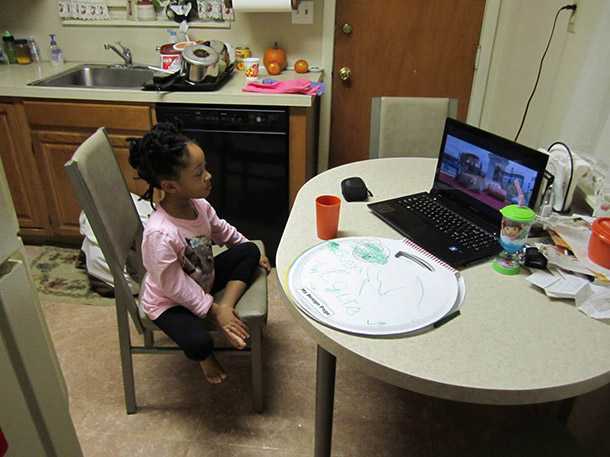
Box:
[368,118,549,268]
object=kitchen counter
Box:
[0,62,323,107]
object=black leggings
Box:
[153,242,260,361]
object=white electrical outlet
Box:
[567,0,578,33]
[292,1,314,25]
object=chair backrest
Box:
[64,128,145,333]
[369,96,458,159]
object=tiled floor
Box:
[40,271,610,457]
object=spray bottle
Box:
[49,34,64,65]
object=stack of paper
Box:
[525,214,610,320]
[526,269,589,299]
[527,269,610,319]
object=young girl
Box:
[128,122,271,384]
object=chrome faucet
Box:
[104,42,133,66]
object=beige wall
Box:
[0,0,324,67]
[480,0,610,165]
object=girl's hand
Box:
[259,255,271,274]
[210,303,249,350]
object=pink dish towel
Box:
[242,79,322,96]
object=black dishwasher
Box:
[156,104,289,264]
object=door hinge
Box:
[474,44,481,71]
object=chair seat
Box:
[140,240,268,332]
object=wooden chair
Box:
[64,128,268,414]
[369,96,458,159]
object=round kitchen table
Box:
[276,158,610,457]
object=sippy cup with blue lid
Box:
[492,204,537,275]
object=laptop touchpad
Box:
[370,203,396,214]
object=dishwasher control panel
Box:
[156,104,289,133]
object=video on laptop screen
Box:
[437,134,541,211]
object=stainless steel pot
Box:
[180,40,234,84]
[181,44,220,83]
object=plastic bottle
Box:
[2,31,17,64]
[167,29,177,44]
[49,34,64,65]
[28,37,41,63]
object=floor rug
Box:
[28,245,114,306]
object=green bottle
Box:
[2,31,17,64]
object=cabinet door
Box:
[32,132,83,239]
[32,131,151,241]
[108,134,150,198]
[0,103,50,234]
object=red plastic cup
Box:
[316,195,341,240]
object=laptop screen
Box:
[433,118,548,221]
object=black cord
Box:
[548,141,574,213]
[514,4,577,142]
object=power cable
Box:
[514,4,577,142]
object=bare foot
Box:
[200,354,227,384]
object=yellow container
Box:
[15,39,32,65]
[235,46,251,71]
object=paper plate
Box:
[288,237,461,336]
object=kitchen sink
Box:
[28,64,154,89]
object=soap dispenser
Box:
[49,34,64,65]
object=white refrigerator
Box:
[0,159,83,456]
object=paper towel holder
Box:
[224,0,301,10]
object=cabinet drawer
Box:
[24,101,152,132]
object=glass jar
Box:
[14,39,32,65]
[235,46,252,71]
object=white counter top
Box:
[0,62,322,107]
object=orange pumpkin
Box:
[263,42,287,72]
[267,61,282,76]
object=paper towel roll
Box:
[232,0,299,13]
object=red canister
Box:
[588,217,610,269]
[159,43,181,72]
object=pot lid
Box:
[592,217,610,239]
[499,204,536,223]
[182,45,219,66]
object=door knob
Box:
[338,66,351,81]
[341,23,353,35]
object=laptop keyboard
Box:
[396,194,497,251]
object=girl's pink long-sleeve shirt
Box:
[139,199,247,320]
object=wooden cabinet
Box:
[0,102,50,237]
[23,100,154,242]
[3,97,315,242]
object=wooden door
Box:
[330,0,486,166]
[0,103,50,235]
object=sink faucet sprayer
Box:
[104,42,132,66]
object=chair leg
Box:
[251,324,264,413]
[115,304,137,414]
[144,329,154,348]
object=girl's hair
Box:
[127,122,193,206]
